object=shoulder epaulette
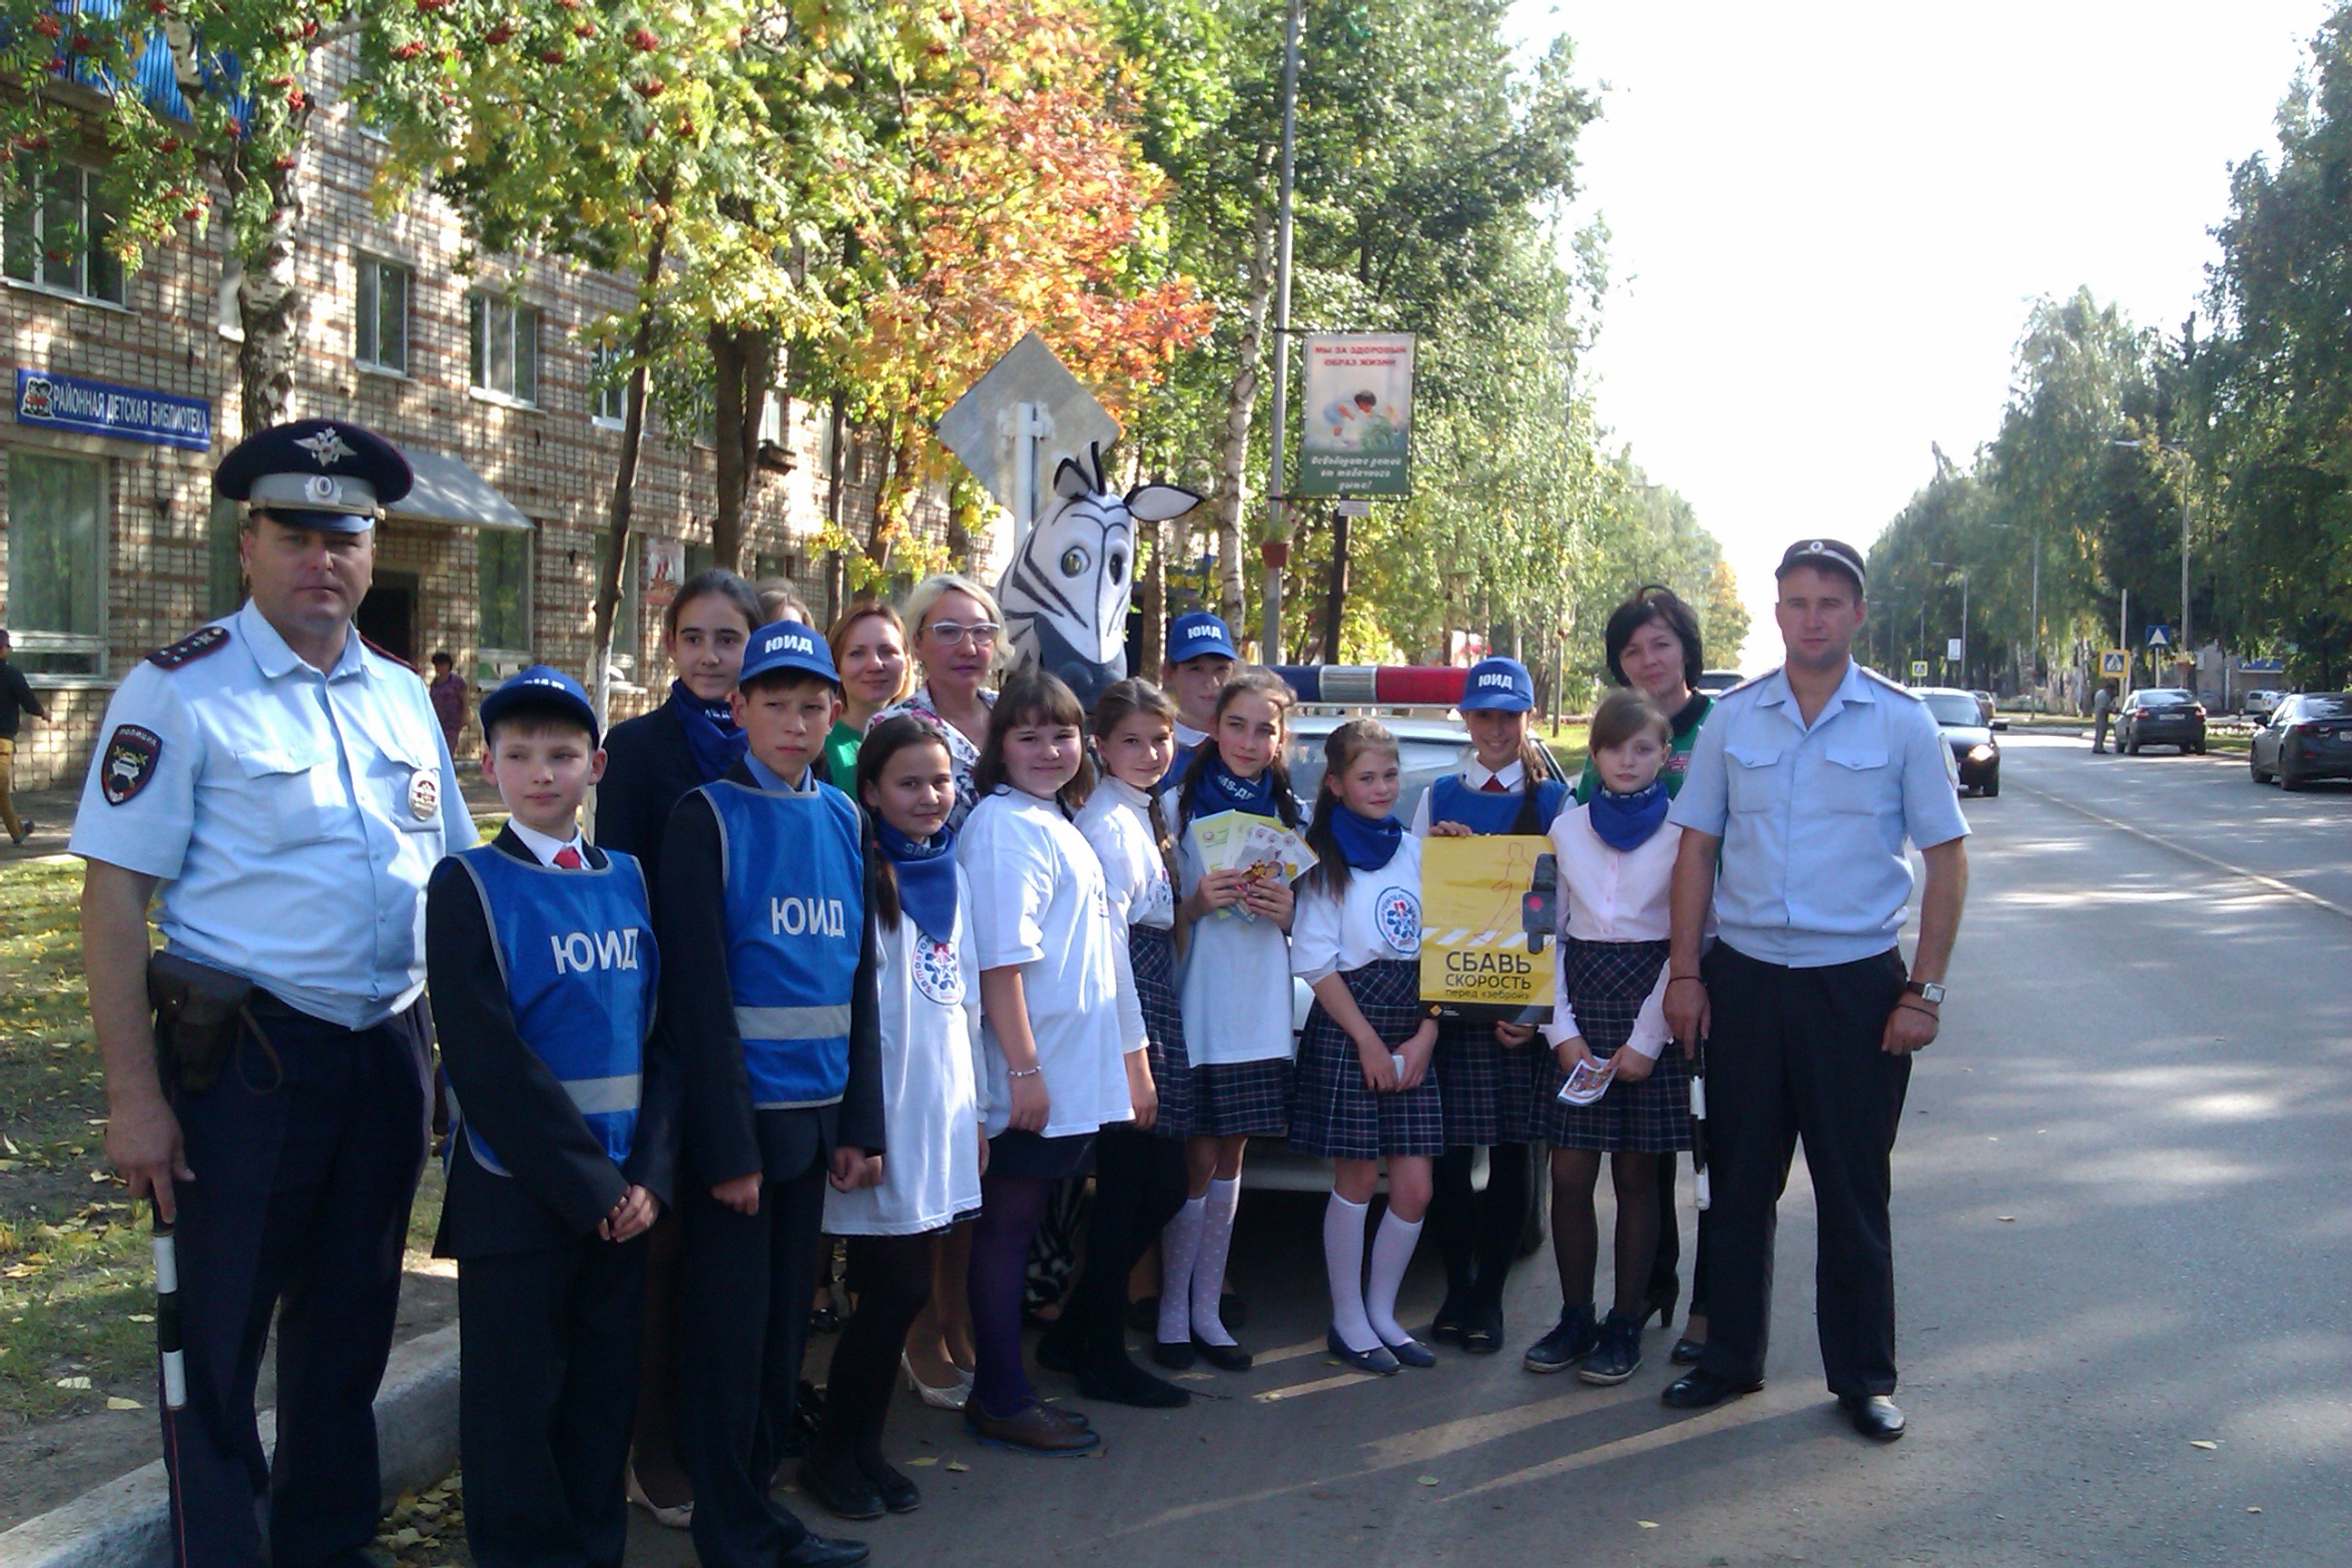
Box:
[145,624,231,671]
[359,634,416,675]
[1859,666,1924,699]
[1720,668,1777,699]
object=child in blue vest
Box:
[1410,655,1567,1355]
[426,665,673,1568]
[655,622,886,1568]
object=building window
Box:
[590,345,627,426]
[208,497,246,618]
[468,292,539,405]
[355,254,410,373]
[5,452,106,673]
[3,166,125,304]
[477,529,532,654]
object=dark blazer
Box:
[657,764,886,1191]
[594,697,707,892]
[426,826,681,1259]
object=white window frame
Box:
[475,527,534,662]
[590,344,627,429]
[467,291,541,407]
[354,252,411,375]
[5,450,110,678]
[3,163,127,307]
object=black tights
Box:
[1551,1149,1661,1319]
[1056,1126,1190,1357]
[815,1233,935,1465]
[1431,1143,1534,1307]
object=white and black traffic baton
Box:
[152,1209,187,1410]
[1688,1033,1710,1212]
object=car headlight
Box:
[1967,744,1995,762]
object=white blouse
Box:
[1289,836,1423,985]
[822,872,983,1236]
[1542,802,1692,1059]
[958,788,1136,1136]
[1073,780,1162,1054]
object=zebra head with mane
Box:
[997,445,1202,706]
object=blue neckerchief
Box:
[1587,779,1670,852]
[671,681,748,784]
[1330,803,1403,871]
[876,820,959,940]
[1196,750,1279,818]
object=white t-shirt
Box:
[958,789,1135,1136]
[1542,803,1690,1060]
[1290,834,1424,985]
[1075,780,1169,1054]
[824,869,984,1235]
[1162,787,1296,1067]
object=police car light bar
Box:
[1273,665,1469,706]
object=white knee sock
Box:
[1366,1210,1426,1347]
[1158,1195,1205,1345]
[1190,1176,1242,1346]
[1324,1194,1377,1352]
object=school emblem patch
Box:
[1375,887,1421,955]
[407,769,439,822]
[100,725,163,806]
[912,936,965,1005]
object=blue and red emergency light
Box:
[1271,665,1469,706]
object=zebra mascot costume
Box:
[998,444,1203,705]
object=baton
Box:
[1688,1033,1710,1212]
[152,1209,186,1410]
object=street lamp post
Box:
[2113,437,2193,691]
[1931,560,1968,685]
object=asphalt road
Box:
[601,730,2349,1566]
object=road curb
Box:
[0,1325,459,1568]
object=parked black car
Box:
[1916,686,2002,796]
[2116,688,2207,755]
[2249,692,2352,789]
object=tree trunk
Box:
[708,325,770,573]
[1320,504,1348,662]
[822,388,849,612]
[235,159,304,435]
[588,218,670,734]
[1212,209,1276,631]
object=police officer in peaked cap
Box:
[73,419,477,1568]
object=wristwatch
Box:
[1904,980,1945,1004]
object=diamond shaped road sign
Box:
[935,331,1121,525]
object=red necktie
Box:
[1480,777,1508,793]
[554,846,584,869]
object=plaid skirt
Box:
[1189,1056,1292,1138]
[1288,961,1446,1161]
[1434,1011,1539,1149]
[1131,926,1194,1142]
[1534,938,1690,1152]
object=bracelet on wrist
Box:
[1006,1065,1042,1079]
[1667,974,1703,986]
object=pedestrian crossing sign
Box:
[1909,660,1929,681]
[2100,649,2128,676]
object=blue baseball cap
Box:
[1459,656,1534,713]
[1166,611,1239,663]
[739,618,840,689]
[479,664,600,744]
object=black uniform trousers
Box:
[162,1000,430,1568]
[457,1238,646,1568]
[681,1116,830,1568]
[1695,944,1910,1399]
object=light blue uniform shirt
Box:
[70,602,476,1028]
[1668,660,1968,969]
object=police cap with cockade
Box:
[214,418,414,533]
[1775,537,1867,592]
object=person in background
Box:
[758,581,812,627]
[2092,681,2116,755]
[1661,538,1969,1443]
[876,573,1002,832]
[824,603,913,791]
[0,627,45,845]
[1158,612,1239,787]
[429,649,468,758]
[1571,585,1716,1364]
[593,566,762,1529]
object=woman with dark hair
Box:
[593,565,762,1528]
[1572,583,1718,1367]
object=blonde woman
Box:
[874,573,1003,832]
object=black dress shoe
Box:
[1151,1338,1196,1370]
[1669,1336,1705,1366]
[1034,1328,1081,1376]
[1661,1367,1763,1409]
[795,1454,885,1522]
[1191,1336,1253,1372]
[1076,1349,1192,1408]
[1430,1291,1468,1347]
[778,1532,872,1567]
[857,1453,920,1514]
[1843,1394,1906,1441]
[1458,1298,1505,1356]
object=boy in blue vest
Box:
[658,621,884,1568]
[425,664,676,1568]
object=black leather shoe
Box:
[1034,1328,1081,1376]
[856,1453,920,1514]
[1151,1338,1195,1370]
[1191,1336,1253,1373]
[778,1531,872,1567]
[1669,1336,1705,1366]
[1458,1298,1505,1356]
[1843,1394,1906,1441]
[1661,1367,1762,1409]
[1076,1349,1192,1408]
[1430,1287,1470,1346]
[795,1455,885,1522]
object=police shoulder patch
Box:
[1860,666,1924,700]
[99,724,163,806]
[145,624,230,671]
[358,633,416,674]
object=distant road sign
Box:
[1909,660,1929,681]
[2100,650,2128,677]
[2146,624,2171,648]
[2242,656,2284,672]
[1945,637,1965,662]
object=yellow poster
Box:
[1417,835,1558,1022]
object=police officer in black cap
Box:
[73,419,475,1568]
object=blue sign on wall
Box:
[13,369,211,451]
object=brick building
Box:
[0,44,957,794]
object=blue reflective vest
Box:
[452,844,657,1174]
[1426,774,1567,838]
[704,779,865,1108]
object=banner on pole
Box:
[1296,334,1414,495]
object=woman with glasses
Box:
[874,573,1004,833]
